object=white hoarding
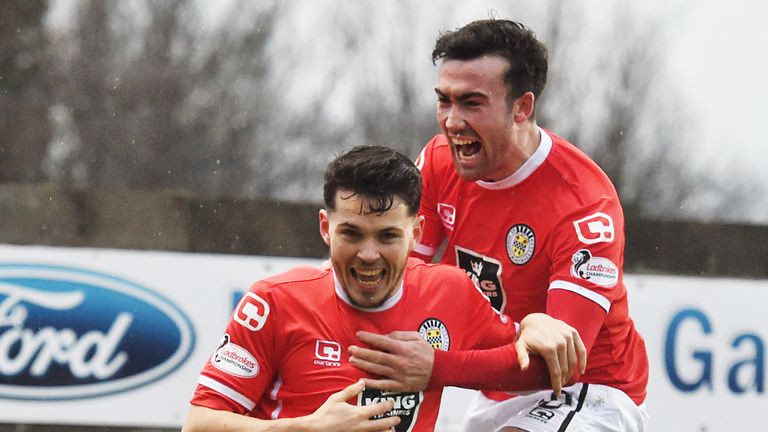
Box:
[627,274,767,431]
[0,243,319,427]
[0,244,765,430]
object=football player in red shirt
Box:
[182,145,585,432]
[349,19,649,431]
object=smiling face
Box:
[319,190,423,309]
[435,55,536,182]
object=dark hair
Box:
[323,145,421,216]
[432,19,548,104]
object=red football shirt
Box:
[190,258,515,431]
[414,129,648,404]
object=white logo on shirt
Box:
[314,340,341,367]
[573,212,614,244]
[437,203,456,230]
[234,292,270,331]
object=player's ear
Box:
[319,209,331,246]
[412,215,425,245]
[513,91,535,123]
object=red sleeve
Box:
[190,384,249,414]
[412,137,445,262]
[428,289,604,392]
[546,198,623,355]
[191,281,278,413]
[429,343,553,391]
[547,287,606,356]
[548,199,625,312]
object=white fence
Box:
[0,244,764,431]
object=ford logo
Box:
[0,264,195,400]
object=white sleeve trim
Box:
[549,280,611,313]
[269,375,284,419]
[198,375,256,411]
[413,242,436,257]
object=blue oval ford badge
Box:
[0,264,195,400]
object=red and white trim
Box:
[549,280,611,313]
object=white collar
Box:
[475,126,553,190]
[333,271,403,312]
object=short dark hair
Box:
[432,19,548,104]
[323,145,422,216]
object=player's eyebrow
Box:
[378,226,404,235]
[434,88,488,102]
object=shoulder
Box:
[253,266,331,301]
[405,258,494,309]
[416,134,454,175]
[541,129,620,206]
[405,257,472,284]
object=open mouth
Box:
[452,137,481,158]
[352,268,385,286]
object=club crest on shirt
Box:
[418,318,450,351]
[570,249,619,287]
[359,388,424,432]
[506,224,535,265]
[212,334,259,377]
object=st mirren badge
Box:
[506,224,535,265]
[418,318,450,351]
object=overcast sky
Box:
[279,0,768,198]
[48,0,768,221]
[664,0,768,185]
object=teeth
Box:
[356,269,382,277]
[452,137,476,146]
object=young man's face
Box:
[319,190,422,309]
[435,55,529,182]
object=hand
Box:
[348,331,434,392]
[307,380,400,432]
[515,313,587,394]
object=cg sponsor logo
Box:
[572,212,614,244]
[665,307,765,394]
[359,388,423,432]
[234,292,270,332]
[437,203,456,231]
[0,264,194,400]
[313,340,341,367]
[525,391,573,423]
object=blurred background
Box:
[1,1,767,431]
[3,0,767,221]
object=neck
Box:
[514,122,541,164]
[485,123,541,182]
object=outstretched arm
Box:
[182,380,400,432]
[348,313,586,394]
